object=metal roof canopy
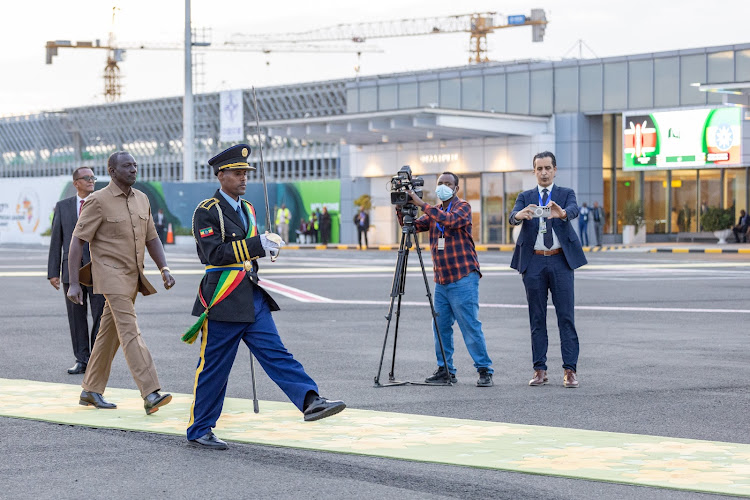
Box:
[697,81,750,107]
[264,108,552,145]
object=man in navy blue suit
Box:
[509,151,587,388]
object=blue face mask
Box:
[435,185,455,201]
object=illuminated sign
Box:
[623,107,742,170]
[419,153,459,164]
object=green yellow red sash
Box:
[181,265,246,344]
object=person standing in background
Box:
[275,203,291,243]
[578,202,590,247]
[591,201,605,247]
[47,167,105,375]
[320,206,332,245]
[155,208,166,245]
[354,206,369,250]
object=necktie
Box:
[78,199,84,218]
[541,188,553,249]
[236,206,247,231]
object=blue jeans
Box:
[578,220,589,246]
[432,271,493,374]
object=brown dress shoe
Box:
[528,369,548,386]
[564,369,579,388]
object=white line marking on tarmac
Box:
[259,279,332,303]
[3,260,750,278]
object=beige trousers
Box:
[81,291,161,398]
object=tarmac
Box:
[0,242,748,499]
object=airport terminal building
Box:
[1,42,749,245]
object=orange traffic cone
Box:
[166,223,174,244]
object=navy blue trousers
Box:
[186,289,318,440]
[521,253,579,372]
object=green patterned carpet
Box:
[1,378,749,497]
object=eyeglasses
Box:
[75,176,97,182]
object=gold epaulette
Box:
[192,198,224,243]
[198,198,219,210]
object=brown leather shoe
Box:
[528,370,548,386]
[563,369,579,388]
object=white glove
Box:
[260,233,285,252]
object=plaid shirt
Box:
[413,197,481,285]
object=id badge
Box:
[539,218,547,234]
[437,236,445,251]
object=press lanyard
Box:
[436,200,453,236]
[538,189,551,207]
[538,189,550,234]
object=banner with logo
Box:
[219,90,244,143]
[0,176,69,244]
[623,107,742,170]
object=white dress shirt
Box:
[76,195,88,218]
[533,183,561,251]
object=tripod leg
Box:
[389,234,410,381]
[374,232,409,386]
[414,242,452,384]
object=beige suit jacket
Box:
[73,181,159,296]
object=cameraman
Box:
[397,172,494,387]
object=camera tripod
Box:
[374,216,451,387]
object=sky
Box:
[0,0,748,116]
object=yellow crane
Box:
[228,9,548,64]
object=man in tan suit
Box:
[67,151,175,415]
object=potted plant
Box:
[622,200,645,244]
[700,207,733,244]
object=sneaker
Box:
[424,366,456,384]
[477,368,493,387]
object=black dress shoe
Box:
[144,391,172,415]
[67,361,86,375]
[303,396,346,422]
[188,431,228,450]
[79,390,117,409]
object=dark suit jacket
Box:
[509,185,588,274]
[353,211,370,230]
[191,190,279,323]
[47,196,92,284]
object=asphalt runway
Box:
[0,243,748,499]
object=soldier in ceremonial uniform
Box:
[184,144,346,450]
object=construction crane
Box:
[45,8,379,102]
[45,37,377,102]
[229,10,548,64]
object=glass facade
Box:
[461,76,482,111]
[672,170,699,232]
[725,168,748,216]
[644,170,668,233]
[628,59,654,110]
[530,70,553,115]
[484,74,505,113]
[346,45,749,116]
[399,82,418,108]
[341,46,750,243]
[482,173,504,243]
[554,66,579,113]
[506,72,530,115]
[654,58,680,108]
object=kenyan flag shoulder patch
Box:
[199,227,214,238]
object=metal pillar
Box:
[182,0,194,182]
